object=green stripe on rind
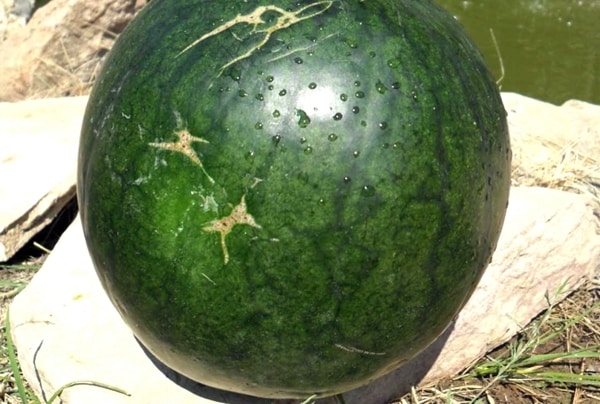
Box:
[78,0,510,398]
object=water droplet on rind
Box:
[266,75,274,83]
[340,93,348,102]
[387,58,401,68]
[272,135,282,146]
[294,57,303,64]
[308,82,317,89]
[353,150,360,158]
[279,89,287,96]
[333,113,343,121]
[226,68,242,82]
[355,91,365,99]
[376,80,388,94]
[327,133,338,142]
[378,122,388,130]
[238,89,248,97]
[361,185,376,197]
[296,109,311,128]
[255,122,263,130]
[304,146,313,154]
[255,93,265,101]
[273,110,281,118]
[352,106,360,114]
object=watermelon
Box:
[77,0,511,399]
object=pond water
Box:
[437,0,600,105]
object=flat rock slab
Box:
[9,186,600,404]
[0,96,87,261]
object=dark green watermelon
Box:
[77,0,511,399]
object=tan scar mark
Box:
[203,195,262,264]
[149,128,215,184]
[176,1,334,75]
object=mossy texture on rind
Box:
[78,0,511,399]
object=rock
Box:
[9,186,600,404]
[503,92,600,192]
[0,0,147,101]
[0,95,87,261]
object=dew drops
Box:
[296,109,311,128]
[254,122,263,130]
[354,80,361,87]
[340,93,348,102]
[294,57,303,64]
[355,91,365,98]
[361,185,376,197]
[266,75,274,83]
[227,68,242,82]
[378,121,388,130]
[318,197,326,205]
[272,134,282,146]
[343,176,352,183]
[300,137,308,144]
[333,112,343,121]
[387,58,401,69]
[352,106,360,114]
[368,51,376,58]
[238,89,248,97]
[376,79,388,94]
[360,120,367,127]
[347,41,358,49]
[391,82,400,90]
[268,85,274,91]
[279,89,287,96]
[308,82,317,89]
[304,146,313,154]
[353,150,360,158]
[327,133,338,142]
[272,109,281,118]
[245,151,256,162]
[255,93,265,101]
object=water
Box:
[438,0,600,105]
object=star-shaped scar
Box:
[203,195,262,264]
[149,129,215,184]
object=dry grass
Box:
[391,281,600,404]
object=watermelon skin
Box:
[78,0,510,399]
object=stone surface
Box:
[9,186,600,404]
[0,95,87,261]
[504,92,600,191]
[0,0,147,101]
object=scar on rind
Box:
[149,128,215,184]
[176,1,334,75]
[335,344,386,356]
[203,195,262,264]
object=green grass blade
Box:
[4,309,30,403]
